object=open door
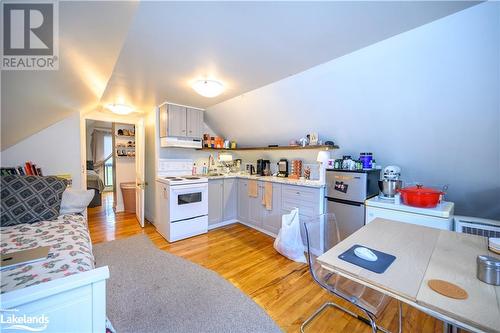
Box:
[135,118,145,227]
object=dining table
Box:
[316,218,500,333]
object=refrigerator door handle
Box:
[326,197,363,207]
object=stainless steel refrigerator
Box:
[325,169,380,250]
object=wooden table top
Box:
[317,218,500,333]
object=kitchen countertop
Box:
[204,173,325,188]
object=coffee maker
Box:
[277,159,288,177]
[256,159,270,176]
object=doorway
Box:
[85,120,113,209]
[82,116,145,229]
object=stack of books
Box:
[0,161,43,176]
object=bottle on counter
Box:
[192,163,197,175]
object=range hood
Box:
[160,137,202,149]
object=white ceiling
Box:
[1,1,139,150]
[1,1,477,150]
[100,1,476,110]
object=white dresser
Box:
[365,197,454,230]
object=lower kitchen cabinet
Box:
[238,179,249,222]
[247,181,263,228]
[281,184,325,254]
[208,179,223,225]
[209,178,325,253]
[262,183,282,235]
[223,178,237,220]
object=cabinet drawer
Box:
[282,201,319,218]
[282,185,318,203]
[282,185,320,218]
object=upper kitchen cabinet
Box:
[186,108,203,138]
[167,104,187,137]
[159,103,204,139]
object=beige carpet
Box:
[93,234,282,333]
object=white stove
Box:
[156,175,208,186]
[155,159,208,242]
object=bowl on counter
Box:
[378,179,402,198]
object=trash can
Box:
[120,182,136,213]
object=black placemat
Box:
[338,244,396,274]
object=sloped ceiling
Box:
[1,1,139,150]
[1,1,477,150]
[101,1,476,110]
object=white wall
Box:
[1,113,82,189]
[144,109,157,222]
[206,3,500,219]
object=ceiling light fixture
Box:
[192,79,224,98]
[105,103,134,115]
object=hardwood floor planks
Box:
[88,193,443,333]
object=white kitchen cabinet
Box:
[209,177,325,253]
[208,179,223,226]
[248,181,264,228]
[262,183,282,235]
[223,178,237,220]
[238,179,249,222]
[159,103,203,139]
[281,184,325,254]
[167,104,187,137]
[186,108,203,139]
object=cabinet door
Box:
[262,183,282,235]
[186,108,203,139]
[223,179,237,220]
[248,182,263,228]
[208,180,223,225]
[159,105,168,138]
[167,104,187,137]
[238,179,249,222]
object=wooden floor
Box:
[88,193,443,333]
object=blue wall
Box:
[207,3,500,219]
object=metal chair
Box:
[301,214,402,333]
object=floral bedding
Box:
[0,214,94,293]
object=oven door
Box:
[169,183,208,222]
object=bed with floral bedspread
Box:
[0,214,95,293]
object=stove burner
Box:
[164,177,177,179]
[183,176,200,180]
[165,177,183,181]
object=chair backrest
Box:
[303,213,390,317]
[303,213,340,284]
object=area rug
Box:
[93,234,282,333]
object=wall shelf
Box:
[198,144,338,152]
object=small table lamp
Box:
[317,151,330,184]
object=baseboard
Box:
[208,219,237,230]
[237,221,277,238]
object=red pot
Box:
[398,184,443,208]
